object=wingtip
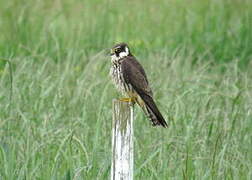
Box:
[161,122,168,128]
[151,120,168,128]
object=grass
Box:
[0,0,252,179]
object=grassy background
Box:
[0,0,252,179]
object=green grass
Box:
[0,0,252,179]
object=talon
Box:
[119,97,136,103]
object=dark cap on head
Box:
[110,42,131,56]
[113,42,129,49]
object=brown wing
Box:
[121,56,168,127]
[121,56,152,96]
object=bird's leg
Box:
[119,97,136,103]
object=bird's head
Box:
[110,43,131,62]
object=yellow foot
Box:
[118,97,135,103]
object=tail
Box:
[139,94,168,128]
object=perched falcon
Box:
[109,42,168,127]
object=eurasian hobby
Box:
[109,43,168,128]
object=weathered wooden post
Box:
[111,99,134,180]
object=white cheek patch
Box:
[119,47,129,58]
[119,52,128,58]
[111,46,129,63]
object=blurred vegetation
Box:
[0,0,252,179]
[0,0,251,65]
